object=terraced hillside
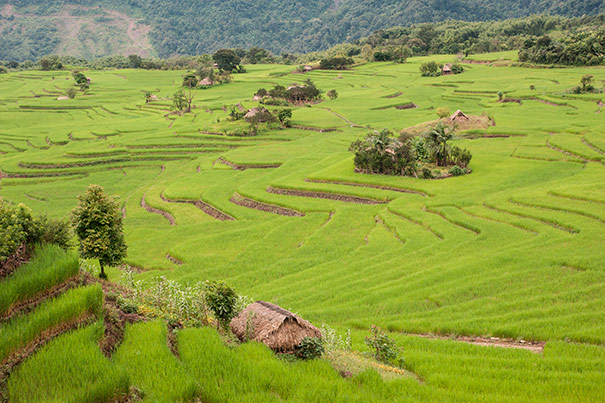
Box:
[0,53,604,400]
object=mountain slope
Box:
[1,0,604,60]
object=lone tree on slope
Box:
[71,185,126,279]
[212,49,240,72]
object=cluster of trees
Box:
[319,57,354,70]
[518,30,605,66]
[0,199,70,263]
[350,124,472,178]
[255,79,322,105]
[420,61,464,77]
[2,2,604,62]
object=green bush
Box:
[364,325,403,366]
[451,146,473,167]
[297,337,325,360]
[349,130,417,176]
[449,165,466,176]
[319,57,354,70]
[204,280,238,329]
[420,61,441,77]
[0,200,70,263]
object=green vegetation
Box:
[112,320,198,401]
[7,321,129,403]
[0,245,78,316]
[519,29,605,66]
[0,51,604,401]
[71,184,127,279]
[0,284,102,362]
[2,3,605,62]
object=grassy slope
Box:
[0,55,604,400]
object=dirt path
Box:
[166,254,183,265]
[217,157,281,170]
[141,193,175,225]
[230,192,304,217]
[267,186,386,205]
[305,179,428,197]
[320,107,366,128]
[405,333,545,353]
[161,192,234,221]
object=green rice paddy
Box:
[1,54,604,400]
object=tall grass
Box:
[0,244,79,316]
[7,321,129,403]
[112,320,199,402]
[0,284,102,363]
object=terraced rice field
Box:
[1,53,604,400]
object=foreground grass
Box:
[7,321,129,403]
[0,245,79,316]
[112,320,198,402]
[0,283,102,363]
[0,57,604,400]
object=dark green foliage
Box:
[420,61,441,77]
[172,89,194,113]
[451,63,464,74]
[519,30,605,66]
[204,280,238,329]
[451,146,473,168]
[213,49,241,72]
[297,337,325,360]
[364,325,403,366]
[373,51,392,61]
[319,57,354,70]
[72,71,89,90]
[182,72,198,88]
[0,199,70,262]
[128,54,142,68]
[39,55,62,71]
[327,89,338,100]
[425,123,454,166]
[349,130,417,176]
[261,80,322,104]
[449,165,466,176]
[2,5,605,62]
[71,185,126,279]
[276,108,292,127]
[255,88,268,97]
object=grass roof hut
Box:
[244,107,274,123]
[230,301,321,353]
[450,109,469,122]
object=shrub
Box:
[182,72,197,88]
[319,57,354,70]
[327,89,338,99]
[420,61,440,77]
[204,280,238,329]
[276,108,292,127]
[451,146,473,167]
[451,63,465,74]
[349,130,417,176]
[66,88,77,99]
[449,165,466,176]
[421,167,433,179]
[436,106,450,118]
[255,88,268,97]
[364,325,403,366]
[498,91,504,101]
[297,337,325,360]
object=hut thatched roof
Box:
[442,63,452,72]
[198,77,214,86]
[230,301,321,353]
[244,107,274,122]
[450,109,469,121]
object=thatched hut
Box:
[198,77,214,86]
[244,107,274,123]
[230,301,321,353]
[450,109,469,121]
[441,64,452,75]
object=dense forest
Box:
[1,0,605,61]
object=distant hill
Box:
[1,0,604,61]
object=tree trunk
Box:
[99,261,106,279]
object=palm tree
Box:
[426,122,454,166]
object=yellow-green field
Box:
[1,54,604,401]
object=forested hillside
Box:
[1,0,604,60]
